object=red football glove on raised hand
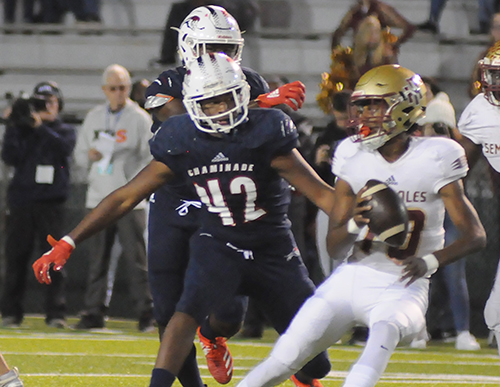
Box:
[256,81,306,111]
[33,235,75,285]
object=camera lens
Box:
[31,98,47,112]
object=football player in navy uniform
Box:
[143,5,307,386]
[235,64,486,387]
[33,53,335,387]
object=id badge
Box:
[35,165,55,184]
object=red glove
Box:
[256,81,306,111]
[33,235,75,285]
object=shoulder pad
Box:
[150,114,194,157]
[241,109,297,149]
[145,68,184,109]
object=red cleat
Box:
[291,375,323,387]
[197,326,233,384]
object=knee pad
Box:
[270,332,331,379]
[484,297,500,331]
[370,304,425,344]
[269,333,305,371]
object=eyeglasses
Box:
[106,85,129,92]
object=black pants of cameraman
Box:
[1,201,66,325]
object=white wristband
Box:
[422,254,439,277]
[62,235,76,249]
[347,218,361,235]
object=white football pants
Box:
[237,264,428,387]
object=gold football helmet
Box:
[349,64,427,150]
[479,41,500,106]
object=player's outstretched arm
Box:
[254,81,306,111]
[33,160,174,284]
[326,178,370,260]
[400,179,486,286]
[271,149,335,214]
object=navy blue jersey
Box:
[148,66,269,134]
[150,108,298,248]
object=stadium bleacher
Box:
[0,0,491,124]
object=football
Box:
[360,179,409,247]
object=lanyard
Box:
[106,107,124,134]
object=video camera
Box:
[6,81,63,129]
[7,94,47,129]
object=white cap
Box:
[418,92,456,128]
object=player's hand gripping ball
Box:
[360,179,409,248]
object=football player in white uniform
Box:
[458,40,500,356]
[236,64,486,387]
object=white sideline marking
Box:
[8,352,157,360]
[5,351,497,367]
[0,334,158,342]
[23,373,150,377]
[19,372,500,384]
[2,349,499,366]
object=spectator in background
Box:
[418,0,495,34]
[130,78,151,110]
[38,0,66,24]
[319,7,411,116]
[1,81,76,328]
[331,0,415,50]
[416,92,481,351]
[3,0,36,25]
[469,12,500,98]
[0,353,23,386]
[69,0,101,23]
[72,64,154,332]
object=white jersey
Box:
[461,95,500,336]
[332,136,468,275]
[458,93,500,173]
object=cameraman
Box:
[0,81,76,329]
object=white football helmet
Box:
[183,53,250,134]
[176,5,244,65]
[349,64,427,150]
[480,41,500,106]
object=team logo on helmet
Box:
[185,16,202,31]
[401,76,424,106]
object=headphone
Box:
[32,81,64,112]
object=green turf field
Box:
[1,315,499,386]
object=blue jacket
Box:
[2,118,76,207]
